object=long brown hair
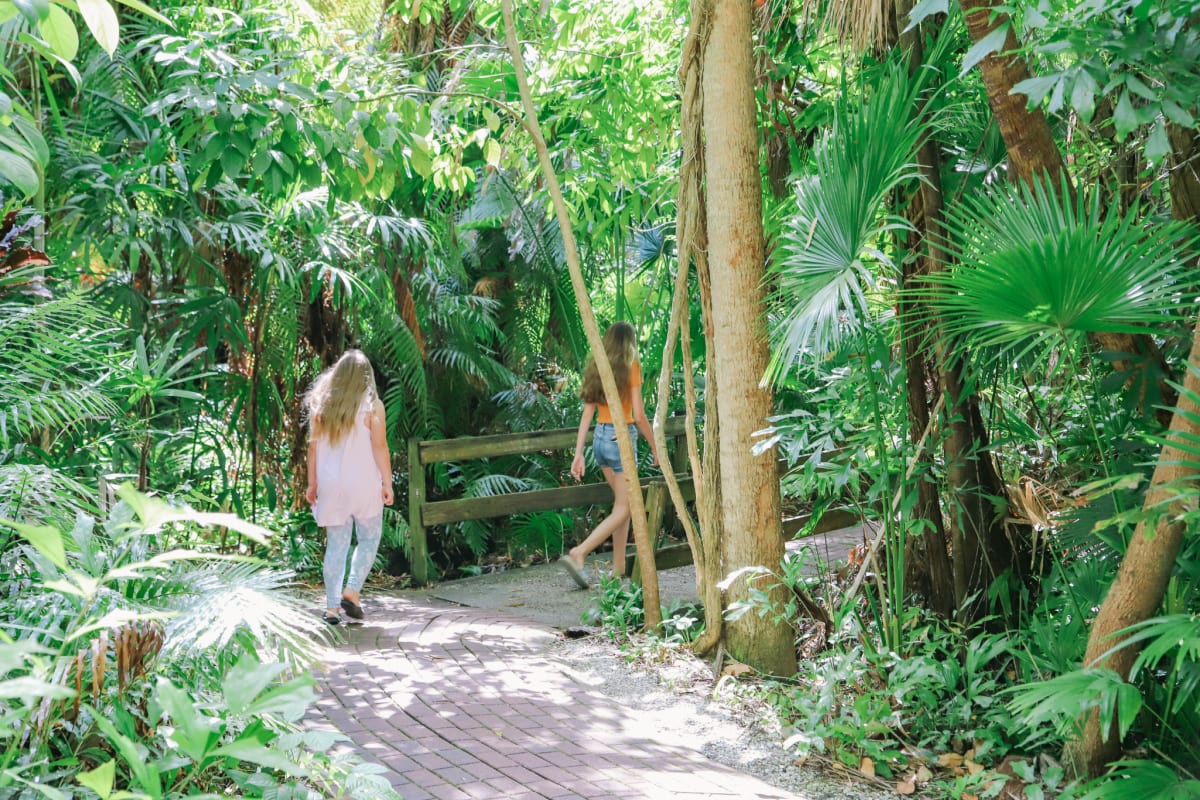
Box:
[304,349,378,445]
[580,322,638,406]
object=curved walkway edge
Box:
[306,594,807,800]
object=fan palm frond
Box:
[769,61,930,378]
[158,559,327,665]
[459,171,520,230]
[921,179,1199,363]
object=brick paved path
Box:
[307,594,805,800]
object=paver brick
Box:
[306,594,812,799]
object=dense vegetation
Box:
[1,0,1197,797]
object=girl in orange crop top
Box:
[558,322,660,588]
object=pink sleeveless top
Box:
[312,399,383,527]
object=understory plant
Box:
[0,485,394,798]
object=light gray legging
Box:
[323,515,383,610]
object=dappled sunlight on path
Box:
[307,595,808,799]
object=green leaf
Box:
[483,106,501,132]
[1161,100,1194,127]
[1069,71,1097,123]
[12,0,51,26]
[111,0,171,26]
[0,148,39,197]
[483,138,501,167]
[1145,118,1170,164]
[251,147,271,176]
[1011,75,1060,107]
[77,760,116,800]
[903,0,947,31]
[220,147,244,178]
[13,115,50,166]
[156,678,220,763]
[89,710,163,799]
[1,518,67,569]
[0,676,75,701]
[0,639,52,675]
[212,736,307,776]
[221,655,287,715]
[7,775,70,800]
[76,0,120,58]
[1124,73,1156,101]
[961,23,1009,77]
[37,4,79,61]
[1114,90,1138,140]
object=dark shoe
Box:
[341,597,364,620]
[322,612,341,625]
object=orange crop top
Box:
[595,363,642,424]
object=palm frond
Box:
[769,61,930,378]
[465,472,536,498]
[920,180,1198,360]
[0,464,98,529]
[0,285,123,445]
[158,559,327,665]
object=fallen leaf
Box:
[966,759,984,775]
[916,765,933,783]
[896,779,916,795]
[860,757,875,778]
[938,753,965,768]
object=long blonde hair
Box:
[580,322,637,406]
[304,349,378,445]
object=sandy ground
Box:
[417,525,871,630]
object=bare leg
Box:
[568,467,630,574]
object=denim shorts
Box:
[593,422,638,472]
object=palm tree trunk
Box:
[702,0,797,677]
[957,0,1067,187]
[1062,318,1200,777]
[894,5,956,616]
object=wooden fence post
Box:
[408,437,429,586]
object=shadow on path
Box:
[307,594,806,799]
[307,527,876,798]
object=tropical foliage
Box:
[0,0,1197,795]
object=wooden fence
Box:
[407,416,692,585]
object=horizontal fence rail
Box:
[408,416,691,585]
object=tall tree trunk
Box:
[677,0,726,658]
[1062,318,1200,777]
[894,3,955,617]
[1168,123,1200,223]
[942,363,1020,617]
[702,0,797,676]
[957,0,1067,187]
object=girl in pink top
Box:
[304,350,394,624]
[561,322,659,588]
